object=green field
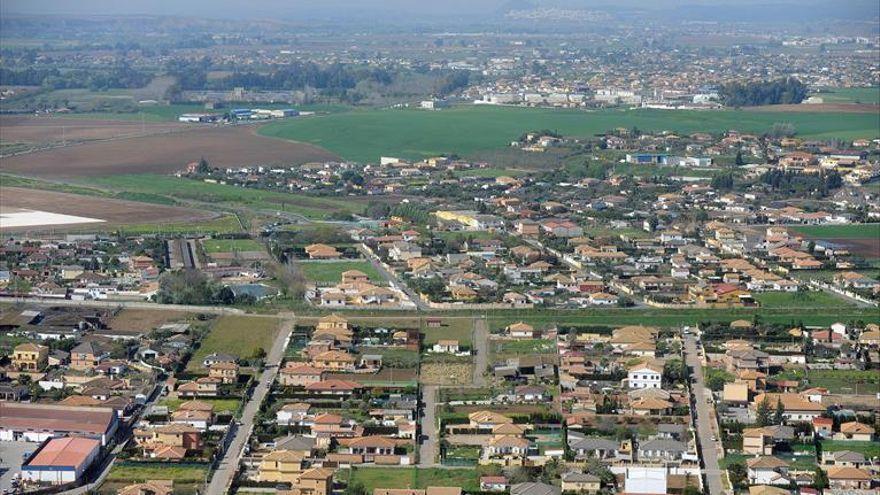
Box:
[821,440,880,458]
[497,339,556,354]
[772,369,879,394]
[106,462,208,483]
[259,105,880,162]
[814,87,880,105]
[188,316,280,371]
[88,174,365,219]
[201,238,263,253]
[791,223,880,239]
[753,291,852,308]
[422,318,475,346]
[297,260,383,283]
[346,467,479,492]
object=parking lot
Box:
[0,440,33,492]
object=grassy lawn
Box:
[298,261,383,283]
[347,467,479,492]
[422,318,474,346]
[753,290,852,308]
[498,339,555,354]
[201,238,263,253]
[188,316,280,371]
[445,445,481,460]
[159,398,241,413]
[259,105,880,162]
[113,215,243,235]
[790,223,880,240]
[88,174,366,220]
[105,462,208,482]
[821,440,880,458]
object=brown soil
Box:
[0,125,338,178]
[0,115,187,144]
[420,363,473,385]
[107,308,190,334]
[0,186,216,230]
[839,238,880,259]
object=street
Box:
[684,333,725,495]
[472,318,488,387]
[419,385,438,467]
[205,317,294,495]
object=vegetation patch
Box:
[188,316,280,371]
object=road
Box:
[472,317,488,387]
[205,317,294,495]
[419,385,438,467]
[0,295,247,315]
[684,333,724,495]
[357,244,428,310]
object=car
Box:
[711,435,717,442]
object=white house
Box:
[747,457,790,485]
[431,340,460,354]
[627,363,663,389]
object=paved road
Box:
[684,333,724,495]
[206,317,294,495]
[472,318,488,387]
[357,245,427,310]
[419,385,438,467]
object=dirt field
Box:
[0,124,338,178]
[745,103,880,113]
[840,238,880,259]
[0,115,186,145]
[0,187,216,230]
[420,362,472,385]
[107,308,190,334]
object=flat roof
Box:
[25,437,100,469]
[0,403,115,435]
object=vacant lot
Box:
[0,187,216,231]
[422,318,474,346]
[421,362,472,385]
[347,467,479,492]
[108,309,189,334]
[298,260,383,284]
[100,462,207,495]
[260,105,880,162]
[188,316,280,371]
[201,238,264,253]
[753,291,852,309]
[1,124,337,178]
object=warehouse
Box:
[0,403,118,445]
[22,436,101,485]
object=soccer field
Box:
[259,105,880,162]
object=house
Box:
[835,421,874,441]
[561,472,601,494]
[305,244,341,259]
[627,362,663,389]
[637,438,686,461]
[431,340,460,354]
[208,362,239,384]
[118,480,174,495]
[568,437,621,461]
[821,450,866,468]
[276,403,311,425]
[746,456,790,485]
[751,393,824,422]
[480,476,509,492]
[506,321,538,339]
[145,424,203,452]
[258,449,304,484]
[12,343,49,371]
[70,341,109,371]
[202,353,237,367]
[484,434,531,459]
[468,410,513,430]
[279,364,324,387]
[346,435,397,461]
[341,270,370,284]
[826,466,872,490]
[722,382,750,406]
[311,350,356,372]
[742,426,794,455]
[176,377,221,398]
[511,482,561,495]
[812,417,833,438]
[295,467,336,495]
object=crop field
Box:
[259,105,880,162]
[0,124,337,178]
[0,115,188,147]
[814,86,880,105]
[188,315,280,371]
[87,174,368,220]
[201,238,264,253]
[297,260,383,283]
[790,223,880,239]
[0,186,217,231]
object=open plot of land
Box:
[188,315,280,371]
[0,124,337,178]
[422,318,474,346]
[201,238,264,253]
[346,467,479,492]
[108,308,189,334]
[259,105,880,163]
[0,115,187,146]
[820,440,880,458]
[101,462,207,495]
[297,260,383,283]
[421,362,472,385]
[791,224,880,259]
[753,291,852,308]
[745,103,879,113]
[0,186,216,231]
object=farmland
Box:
[790,223,880,239]
[0,186,217,231]
[0,115,187,147]
[814,86,880,105]
[297,260,383,283]
[188,316,280,371]
[259,105,880,163]
[0,124,337,178]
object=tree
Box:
[735,150,745,166]
[756,396,772,427]
[774,398,786,425]
[813,467,829,491]
[728,462,748,489]
[252,347,267,360]
[196,156,212,174]
[345,480,368,495]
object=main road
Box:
[684,333,725,495]
[205,316,294,495]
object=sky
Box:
[2,0,877,22]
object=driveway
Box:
[205,317,294,495]
[419,385,438,466]
[684,334,725,495]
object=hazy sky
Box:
[2,0,878,22]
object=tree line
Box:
[720,77,808,107]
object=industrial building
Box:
[22,436,101,485]
[0,403,118,445]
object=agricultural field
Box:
[790,223,880,240]
[188,316,280,371]
[0,124,337,178]
[259,105,880,163]
[0,115,187,147]
[87,174,367,220]
[814,86,880,105]
[201,238,264,253]
[0,186,218,231]
[297,260,383,283]
[346,467,480,492]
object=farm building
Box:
[0,403,118,445]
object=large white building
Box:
[627,363,663,389]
